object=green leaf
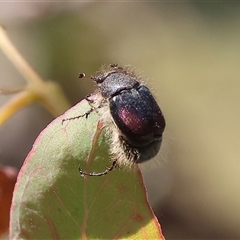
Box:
[10,99,164,239]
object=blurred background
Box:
[1,2,240,239]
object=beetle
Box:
[64,64,165,176]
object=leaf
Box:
[0,166,17,237]
[10,99,164,239]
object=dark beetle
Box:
[65,64,166,176]
[92,64,165,162]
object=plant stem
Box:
[0,25,42,86]
[0,25,71,125]
[0,91,36,126]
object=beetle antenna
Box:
[78,73,86,78]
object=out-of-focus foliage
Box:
[0,166,17,237]
[1,2,240,239]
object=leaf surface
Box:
[10,99,164,239]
